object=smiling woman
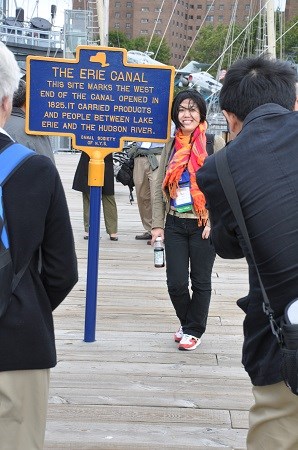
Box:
[151,89,225,352]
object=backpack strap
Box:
[0,143,35,186]
[206,133,215,156]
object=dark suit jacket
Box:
[72,151,115,196]
[197,104,298,386]
[0,131,78,372]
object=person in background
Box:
[4,78,56,164]
[197,56,298,449]
[151,89,225,351]
[73,151,118,241]
[0,42,78,449]
[130,141,164,244]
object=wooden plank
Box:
[42,153,252,449]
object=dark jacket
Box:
[72,151,115,195]
[0,132,78,372]
[197,104,298,386]
[4,107,56,165]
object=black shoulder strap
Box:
[206,133,215,156]
[214,148,281,343]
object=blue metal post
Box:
[84,185,102,342]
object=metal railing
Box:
[0,23,62,49]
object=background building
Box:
[74,1,298,66]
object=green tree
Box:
[108,31,130,48]
[130,35,171,64]
[188,24,244,76]
[284,16,298,61]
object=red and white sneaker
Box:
[178,334,201,351]
[174,325,183,342]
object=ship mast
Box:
[266,0,276,58]
[96,0,109,46]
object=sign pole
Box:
[83,156,105,342]
[84,185,102,342]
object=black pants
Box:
[164,214,216,338]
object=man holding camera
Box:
[197,57,298,449]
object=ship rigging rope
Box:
[154,0,179,60]
[270,20,298,50]
[177,0,216,71]
[215,0,238,80]
[146,0,166,53]
[191,0,272,89]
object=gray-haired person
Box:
[0,42,78,449]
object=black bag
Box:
[115,156,134,203]
[215,147,298,395]
[116,157,134,189]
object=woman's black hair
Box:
[171,89,207,129]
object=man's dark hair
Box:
[13,78,26,108]
[171,89,207,129]
[219,56,297,121]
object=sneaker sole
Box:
[178,341,200,351]
[174,337,182,343]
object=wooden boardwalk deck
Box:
[44,152,253,450]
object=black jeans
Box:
[164,214,216,338]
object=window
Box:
[126,13,132,18]
[126,23,131,28]
[141,18,149,23]
[140,30,148,34]
[207,4,214,11]
[126,2,132,7]
[115,12,120,18]
[206,15,214,22]
[115,2,120,7]
[141,7,149,12]
[188,25,193,30]
[197,15,201,19]
[197,4,202,9]
[218,15,224,21]
[114,23,120,28]
[219,4,224,10]
[245,4,250,10]
[154,19,161,23]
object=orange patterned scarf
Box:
[162,123,209,226]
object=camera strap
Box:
[215,147,282,344]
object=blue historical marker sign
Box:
[26,46,175,153]
[25,46,175,343]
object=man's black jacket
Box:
[0,132,78,372]
[197,104,298,386]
